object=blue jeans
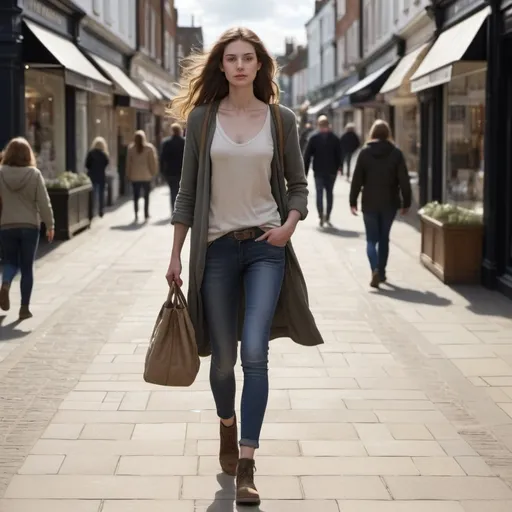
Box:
[201,233,285,448]
[314,174,336,219]
[92,182,105,217]
[132,181,151,218]
[0,227,40,306]
[362,211,396,278]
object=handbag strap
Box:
[271,104,285,171]
[167,281,187,308]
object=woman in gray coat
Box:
[166,27,323,505]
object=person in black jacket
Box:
[160,123,185,212]
[349,120,412,288]
[85,137,110,217]
[340,123,361,180]
[303,116,342,227]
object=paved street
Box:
[1,179,512,511]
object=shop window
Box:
[75,91,88,173]
[24,69,65,179]
[395,104,420,177]
[444,71,486,213]
[88,93,116,170]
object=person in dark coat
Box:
[160,123,185,212]
[303,116,342,227]
[340,123,361,180]
[85,137,110,217]
[349,120,412,288]
[299,122,313,155]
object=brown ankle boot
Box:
[19,306,33,320]
[236,458,260,505]
[219,415,239,476]
[0,283,10,311]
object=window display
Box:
[76,91,88,173]
[445,71,486,213]
[88,93,115,169]
[394,104,419,177]
[24,70,65,178]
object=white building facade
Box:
[74,0,137,50]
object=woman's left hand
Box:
[256,225,294,247]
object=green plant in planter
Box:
[45,171,91,190]
[419,201,483,225]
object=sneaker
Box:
[236,458,260,505]
[370,270,380,289]
[219,416,239,476]
[0,284,10,311]
[19,306,33,320]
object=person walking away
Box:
[303,115,342,227]
[85,137,109,218]
[299,122,313,155]
[0,137,54,319]
[166,27,323,505]
[340,122,361,181]
[160,123,185,212]
[126,130,158,222]
[349,120,412,288]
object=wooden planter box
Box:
[420,214,484,284]
[47,184,93,240]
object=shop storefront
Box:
[0,0,113,178]
[410,1,488,210]
[130,54,177,148]
[379,16,434,209]
[343,44,402,140]
[330,74,360,136]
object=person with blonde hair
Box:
[0,137,54,320]
[349,120,412,288]
[126,130,158,222]
[166,27,323,504]
[160,122,185,212]
[85,136,109,218]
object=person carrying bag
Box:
[144,282,200,387]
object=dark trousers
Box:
[314,174,336,220]
[166,176,181,211]
[92,182,105,217]
[345,153,354,178]
[132,181,151,218]
[362,210,396,277]
[0,227,40,306]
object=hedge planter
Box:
[47,184,93,240]
[420,214,484,284]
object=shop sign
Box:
[411,65,452,93]
[22,0,67,31]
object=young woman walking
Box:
[166,27,323,505]
[126,130,158,222]
[85,137,109,218]
[349,120,412,288]
[0,137,54,319]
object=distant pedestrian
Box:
[126,130,158,222]
[349,120,412,288]
[303,115,342,227]
[160,123,185,212]
[166,26,323,505]
[299,122,313,154]
[340,123,361,180]
[85,137,109,218]
[0,137,54,320]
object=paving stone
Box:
[197,439,300,456]
[195,500,340,512]
[0,500,101,512]
[412,457,465,476]
[388,424,433,440]
[18,455,64,475]
[41,424,84,440]
[59,454,119,475]
[102,502,193,512]
[384,476,512,500]
[131,423,187,440]
[80,423,134,440]
[300,440,367,456]
[301,476,390,499]
[117,456,198,475]
[456,456,495,476]
[337,501,465,512]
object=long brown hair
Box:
[170,27,280,121]
[133,130,147,154]
[1,137,37,167]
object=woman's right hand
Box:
[47,229,55,243]
[166,255,182,287]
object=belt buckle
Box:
[234,229,255,241]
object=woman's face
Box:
[221,39,261,88]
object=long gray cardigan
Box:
[171,102,324,357]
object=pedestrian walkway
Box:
[1,180,512,511]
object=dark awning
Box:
[344,61,398,105]
[23,20,112,96]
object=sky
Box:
[174,0,312,55]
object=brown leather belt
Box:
[225,227,263,241]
